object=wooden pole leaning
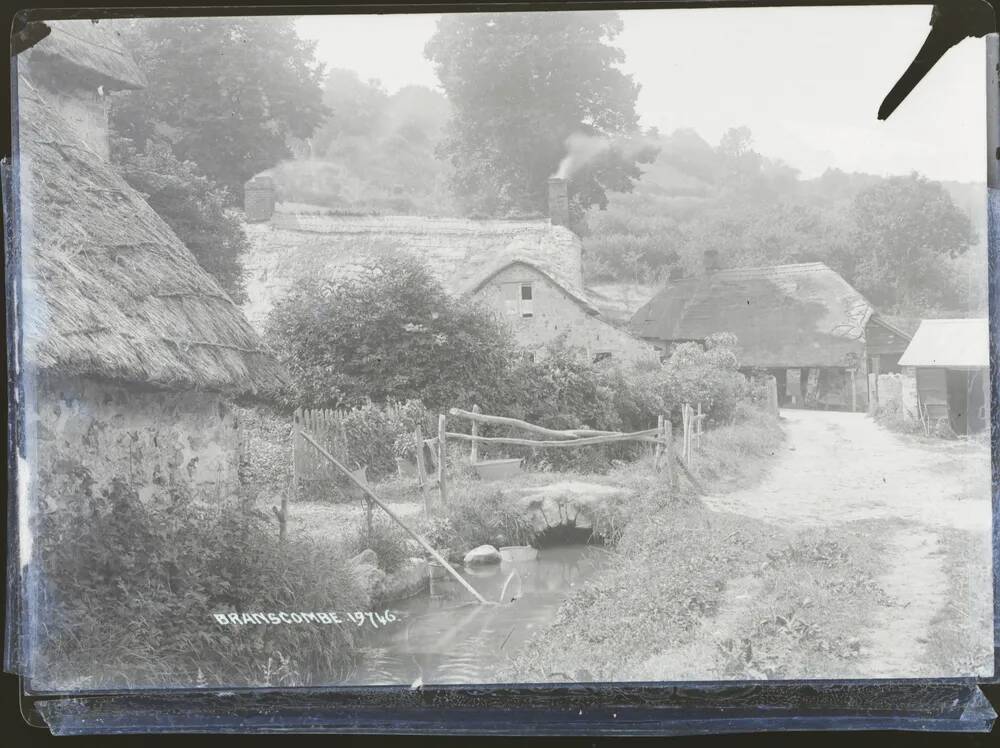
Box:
[299,430,488,604]
[470,404,480,463]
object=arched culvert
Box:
[505,480,630,541]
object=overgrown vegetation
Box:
[583,127,983,316]
[419,484,537,557]
[31,474,366,689]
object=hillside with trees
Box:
[582,127,985,317]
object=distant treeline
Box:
[581,127,986,318]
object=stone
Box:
[348,548,385,605]
[463,544,501,566]
[377,558,429,602]
[349,548,378,568]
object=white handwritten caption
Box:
[214,611,399,628]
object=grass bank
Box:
[503,408,906,682]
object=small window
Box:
[520,283,534,317]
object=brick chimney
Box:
[547,176,570,227]
[244,175,276,222]
[703,249,721,274]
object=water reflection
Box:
[343,544,609,685]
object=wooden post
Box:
[414,426,430,514]
[438,413,448,505]
[272,493,288,543]
[849,369,858,412]
[653,414,664,471]
[663,420,675,491]
[470,404,480,463]
[765,376,778,416]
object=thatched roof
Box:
[630,262,873,368]
[586,282,659,325]
[898,319,989,369]
[242,203,593,328]
[16,83,289,398]
[24,19,147,91]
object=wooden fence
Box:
[445,406,705,495]
[292,408,351,487]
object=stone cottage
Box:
[240,177,656,363]
[14,20,290,510]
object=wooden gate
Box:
[293,407,351,486]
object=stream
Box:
[343,544,610,685]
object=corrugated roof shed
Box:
[242,204,593,328]
[898,319,989,369]
[630,262,873,368]
[23,19,147,90]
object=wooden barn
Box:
[629,260,909,411]
[897,319,990,434]
[15,21,290,511]
[239,179,656,363]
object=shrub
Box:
[419,483,536,555]
[30,472,366,689]
[264,252,517,411]
[340,400,433,480]
[662,332,745,423]
[346,514,413,573]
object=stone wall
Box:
[475,265,657,362]
[28,374,240,507]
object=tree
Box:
[264,253,517,410]
[309,69,389,157]
[847,173,975,312]
[111,17,327,199]
[425,12,656,220]
[111,137,249,301]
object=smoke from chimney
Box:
[553,131,658,180]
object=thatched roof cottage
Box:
[630,259,912,410]
[15,21,289,506]
[241,179,656,363]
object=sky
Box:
[295,6,987,183]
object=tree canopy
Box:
[264,253,516,410]
[268,70,455,215]
[111,17,327,199]
[425,11,657,221]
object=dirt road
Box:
[702,409,993,678]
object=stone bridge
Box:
[503,481,631,537]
